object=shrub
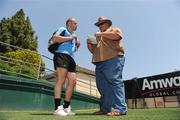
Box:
[3,49,45,79]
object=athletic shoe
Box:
[53,105,67,116]
[64,106,76,116]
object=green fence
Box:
[0,74,99,111]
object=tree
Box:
[0,9,38,53]
[0,9,45,80]
[0,18,12,52]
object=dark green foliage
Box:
[0,9,45,79]
[0,9,38,53]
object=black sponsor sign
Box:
[125,71,180,99]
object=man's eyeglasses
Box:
[98,22,106,27]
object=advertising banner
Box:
[125,71,180,99]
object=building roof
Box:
[44,65,95,80]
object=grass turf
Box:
[0,108,180,120]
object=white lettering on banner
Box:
[174,77,180,86]
[142,76,180,90]
[142,79,152,90]
[161,78,173,88]
[172,90,180,95]
[149,90,180,97]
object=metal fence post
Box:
[36,55,41,80]
[90,77,92,96]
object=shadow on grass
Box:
[75,112,95,116]
[31,113,52,116]
[31,112,99,116]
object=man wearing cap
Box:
[87,16,127,116]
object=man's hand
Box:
[70,34,77,39]
[87,39,94,44]
[87,39,94,54]
[76,40,80,47]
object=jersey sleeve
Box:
[55,27,66,36]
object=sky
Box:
[0,0,180,80]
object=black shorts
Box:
[53,53,76,72]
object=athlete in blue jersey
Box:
[52,18,80,116]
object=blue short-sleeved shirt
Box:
[55,27,77,58]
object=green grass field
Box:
[0,108,180,120]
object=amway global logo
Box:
[142,76,180,90]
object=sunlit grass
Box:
[0,108,180,120]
